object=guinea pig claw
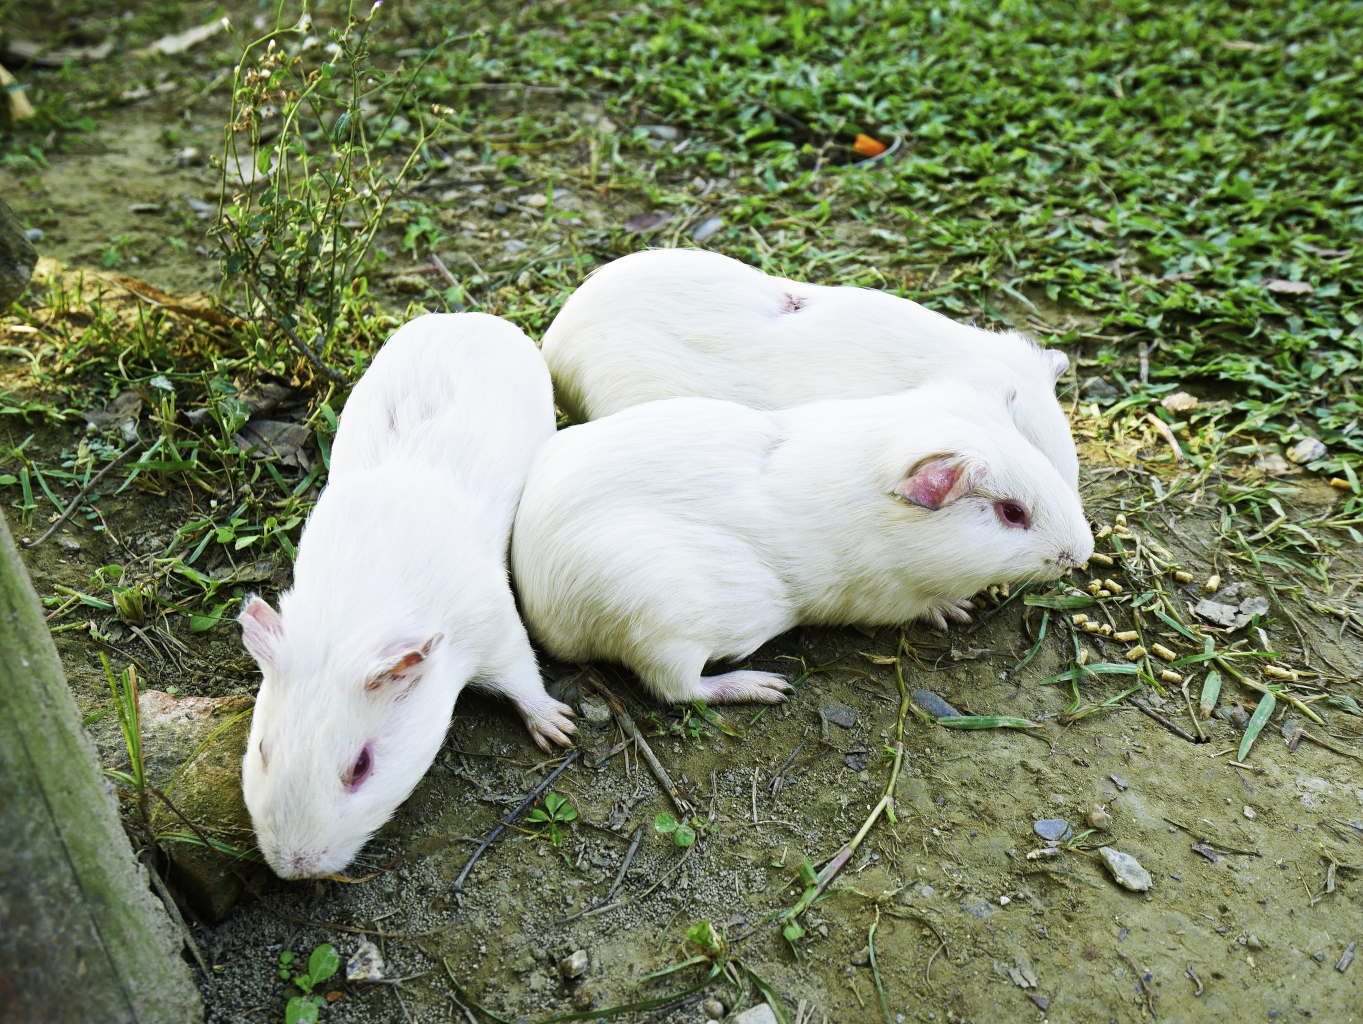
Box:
[923,598,974,631]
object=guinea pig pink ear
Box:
[1041,348,1069,382]
[364,633,443,694]
[893,455,984,511]
[238,595,284,671]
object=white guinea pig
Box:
[512,380,1093,706]
[237,313,575,880]
[539,248,1078,492]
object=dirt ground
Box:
[5,42,1363,1024]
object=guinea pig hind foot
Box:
[515,697,578,752]
[674,669,793,706]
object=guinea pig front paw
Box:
[518,699,578,752]
[921,597,974,631]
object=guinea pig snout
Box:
[269,848,327,880]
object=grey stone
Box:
[960,895,995,920]
[346,940,385,982]
[639,124,679,140]
[912,689,960,718]
[1286,438,1327,464]
[733,1004,779,1024]
[702,999,725,1019]
[559,949,589,980]
[820,704,857,728]
[691,216,724,242]
[578,695,612,726]
[1247,934,1264,951]
[1082,376,1120,399]
[1008,954,1038,988]
[1034,818,1072,843]
[56,536,81,553]
[0,197,38,308]
[1098,846,1152,891]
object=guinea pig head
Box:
[889,394,1093,592]
[237,595,449,879]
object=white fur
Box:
[540,248,1079,492]
[511,381,1094,706]
[238,313,574,880]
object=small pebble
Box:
[850,946,870,967]
[559,950,589,980]
[998,895,1011,906]
[57,536,81,553]
[1243,805,1256,819]
[1098,846,1152,891]
[572,991,595,1010]
[1247,935,1264,951]
[1313,952,1326,963]
[25,227,45,242]
[1087,805,1113,831]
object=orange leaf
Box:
[852,133,887,157]
[326,991,344,1004]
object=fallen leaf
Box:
[1264,279,1313,295]
[134,18,229,57]
[852,133,887,158]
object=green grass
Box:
[401,0,1363,473]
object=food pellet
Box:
[1088,580,1104,595]
[1103,579,1124,594]
[1174,570,1194,583]
[1204,574,1221,592]
[1151,643,1178,662]
[1263,665,1299,681]
[1097,589,1112,598]
[1159,670,1182,684]
[1114,513,1127,528]
[1082,621,1103,633]
[1089,553,1115,567]
[1114,630,1140,642]
[1125,646,1147,661]
[1095,524,1113,539]
[1072,613,1089,625]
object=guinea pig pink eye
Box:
[345,745,373,791]
[995,500,1031,530]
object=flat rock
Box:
[101,692,267,920]
[733,1004,779,1024]
[960,895,995,920]
[1082,376,1120,399]
[1034,818,1072,843]
[346,940,385,982]
[0,196,38,307]
[1098,846,1152,891]
[820,704,857,728]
